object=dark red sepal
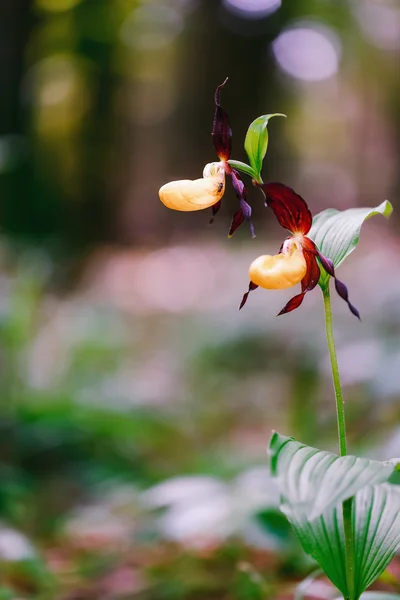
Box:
[212,78,232,161]
[278,292,306,315]
[209,200,222,224]
[301,240,321,292]
[277,243,320,316]
[317,253,360,319]
[228,209,245,237]
[239,281,258,310]
[259,182,312,235]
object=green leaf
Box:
[309,201,393,285]
[227,160,258,181]
[353,484,400,596]
[269,433,394,519]
[285,500,347,596]
[269,433,400,599]
[244,113,286,180]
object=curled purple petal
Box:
[239,281,258,310]
[334,278,361,320]
[229,169,255,237]
[317,253,335,278]
[318,251,360,319]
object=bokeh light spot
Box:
[120,5,183,51]
[354,1,400,51]
[223,0,281,19]
[272,24,341,81]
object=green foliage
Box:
[269,433,400,600]
[309,201,393,286]
[227,160,258,180]
[243,114,286,182]
[269,433,394,519]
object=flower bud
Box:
[249,250,307,290]
[159,165,225,212]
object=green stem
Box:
[322,285,347,456]
[322,284,355,600]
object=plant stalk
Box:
[322,284,355,600]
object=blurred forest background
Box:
[0,0,400,598]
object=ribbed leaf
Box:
[309,201,393,285]
[288,485,400,599]
[244,113,286,181]
[269,433,400,599]
[284,502,347,596]
[353,484,400,597]
[269,433,394,519]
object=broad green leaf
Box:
[309,201,393,285]
[353,484,400,596]
[269,433,400,599]
[244,113,286,180]
[284,501,347,596]
[269,433,394,519]
[290,484,400,599]
[227,160,258,181]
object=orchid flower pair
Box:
[158,79,360,318]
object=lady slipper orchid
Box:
[158,78,255,237]
[240,183,360,318]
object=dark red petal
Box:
[209,200,222,224]
[258,182,312,235]
[301,239,321,292]
[228,208,245,237]
[277,245,320,316]
[317,252,360,319]
[278,292,306,315]
[212,78,232,161]
[239,281,258,310]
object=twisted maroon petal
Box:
[209,199,222,224]
[258,182,312,235]
[278,241,320,316]
[239,281,258,310]
[228,169,255,238]
[228,208,245,237]
[278,292,306,315]
[212,78,232,161]
[317,254,360,319]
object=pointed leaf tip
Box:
[309,200,393,283]
[244,113,286,181]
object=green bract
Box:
[244,113,286,182]
[269,433,400,600]
[227,159,258,181]
[309,201,393,286]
